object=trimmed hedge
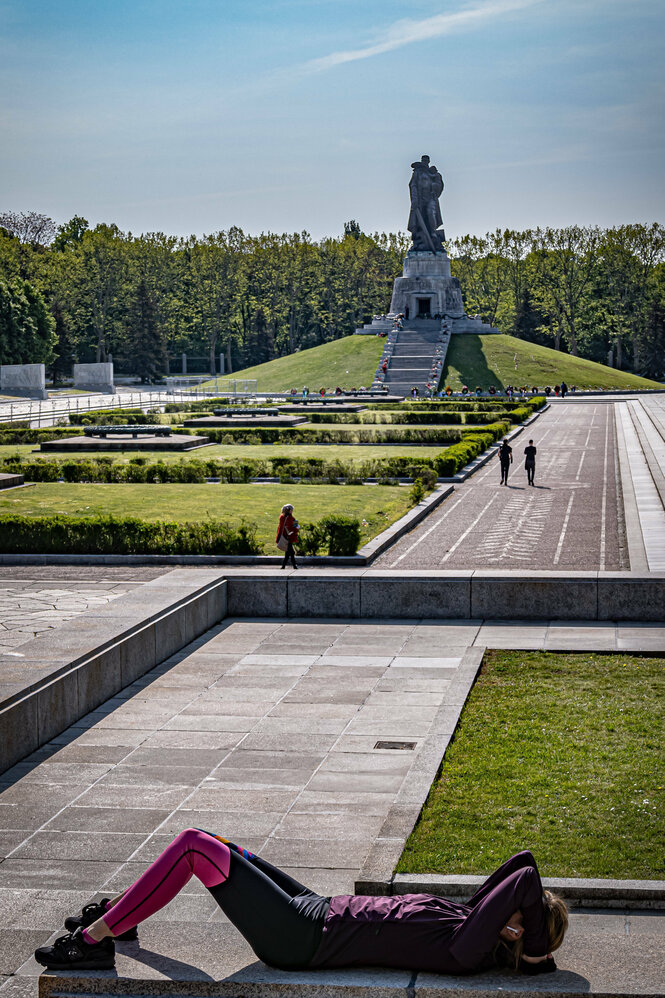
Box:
[0,512,364,556]
[180,426,467,445]
[0,428,80,445]
[1,421,512,484]
[0,514,262,555]
[298,516,362,556]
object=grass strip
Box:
[0,483,411,549]
[397,650,664,879]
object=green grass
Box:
[0,443,447,465]
[397,650,664,879]
[0,483,411,548]
[201,335,384,392]
[442,334,664,391]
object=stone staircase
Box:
[373,320,451,394]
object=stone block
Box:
[72,361,114,393]
[36,669,80,746]
[598,577,665,621]
[0,363,47,399]
[471,575,598,620]
[75,644,123,715]
[361,574,472,619]
[288,576,361,618]
[0,695,39,773]
[153,607,189,661]
[226,575,287,616]
[119,623,157,685]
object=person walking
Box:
[498,440,513,485]
[276,503,299,569]
[560,381,567,399]
[524,439,537,486]
[33,829,568,976]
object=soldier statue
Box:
[408,155,445,253]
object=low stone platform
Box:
[280,404,365,414]
[183,415,308,428]
[0,472,23,489]
[34,912,665,998]
[39,434,209,452]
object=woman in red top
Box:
[276,503,299,569]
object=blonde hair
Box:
[497,890,569,970]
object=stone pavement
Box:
[0,569,170,654]
[1,617,663,996]
[376,401,628,570]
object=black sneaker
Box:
[64,899,138,941]
[34,928,115,970]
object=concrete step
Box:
[36,906,665,998]
[391,346,436,356]
[388,357,432,371]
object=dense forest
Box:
[1,211,664,381]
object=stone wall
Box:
[0,363,48,399]
[73,362,115,393]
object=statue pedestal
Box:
[390,251,465,319]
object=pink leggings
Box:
[103,828,230,937]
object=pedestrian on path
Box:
[34,830,568,976]
[498,440,513,485]
[276,503,299,569]
[524,439,537,486]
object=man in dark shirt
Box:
[524,439,537,486]
[498,440,513,485]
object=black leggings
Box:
[208,850,330,969]
[281,541,297,568]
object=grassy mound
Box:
[442,334,664,390]
[207,336,384,392]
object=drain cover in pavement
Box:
[374,740,416,750]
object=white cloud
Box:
[300,0,546,74]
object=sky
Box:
[1,0,663,241]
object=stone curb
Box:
[389,873,665,909]
[355,646,485,895]
[0,570,228,775]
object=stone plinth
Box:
[390,251,465,318]
[73,362,115,393]
[39,433,209,451]
[0,363,48,399]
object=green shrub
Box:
[0,514,263,555]
[297,516,361,556]
[409,478,426,505]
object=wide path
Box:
[376,401,628,571]
[1,617,663,994]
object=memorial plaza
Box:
[0,387,664,998]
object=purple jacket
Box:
[309,851,550,974]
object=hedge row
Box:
[307,410,511,426]
[0,428,80,445]
[0,512,363,556]
[1,420,511,483]
[0,514,261,554]
[181,425,467,445]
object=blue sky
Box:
[1,0,663,240]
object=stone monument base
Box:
[0,363,48,400]
[390,251,465,319]
[73,362,115,394]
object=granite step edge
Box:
[390,873,665,909]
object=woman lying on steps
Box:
[35,829,568,975]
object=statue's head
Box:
[420,155,430,165]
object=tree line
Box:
[0,210,663,381]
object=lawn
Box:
[0,483,411,548]
[0,443,447,465]
[442,334,664,391]
[201,335,384,392]
[397,650,664,879]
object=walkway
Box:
[376,401,627,571]
[2,617,664,995]
[0,569,170,654]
